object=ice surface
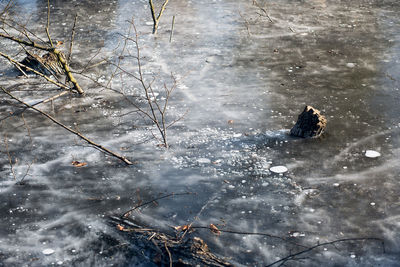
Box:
[1,0,400,266]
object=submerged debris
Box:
[109,216,232,266]
[290,105,327,138]
[20,51,64,76]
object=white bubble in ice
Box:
[365,150,381,158]
[270,166,288,174]
[197,158,211,164]
[346,63,356,68]
[42,248,55,255]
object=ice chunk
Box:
[365,150,381,158]
[42,248,55,255]
[270,166,288,174]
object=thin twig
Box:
[45,0,54,47]
[2,133,16,180]
[190,226,308,249]
[1,86,133,165]
[164,242,173,267]
[67,14,77,63]
[265,237,385,267]
[0,90,71,122]
[253,0,273,23]
[121,192,193,218]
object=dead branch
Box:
[265,237,385,267]
[149,0,170,34]
[0,90,71,123]
[0,33,84,94]
[1,86,133,165]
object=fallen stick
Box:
[265,237,385,267]
[1,86,133,165]
[0,90,71,122]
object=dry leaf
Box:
[209,224,221,235]
[116,224,124,231]
[72,161,87,167]
[227,120,234,124]
[174,224,191,232]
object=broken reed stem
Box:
[0,86,133,165]
[67,14,78,63]
[169,15,175,42]
[46,0,54,47]
[149,0,170,34]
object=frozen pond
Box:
[1,0,400,266]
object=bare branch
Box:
[149,0,170,34]
[1,86,133,165]
[265,237,385,267]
